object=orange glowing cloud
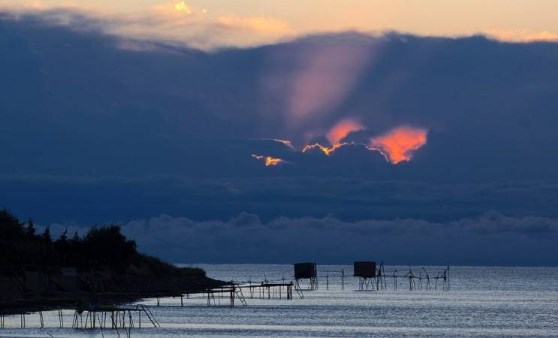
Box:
[302,119,364,156]
[252,154,284,167]
[368,126,428,164]
[302,143,345,156]
[326,118,365,145]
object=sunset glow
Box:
[264,138,295,149]
[300,119,364,156]
[174,1,191,13]
[368,126,428,164]
[3,1,558,50]
[485,29,558,43]
[252,154,284,167]
[326,119,365,145]
[302,143,346,156]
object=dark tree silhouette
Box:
[0,209,176,276]
[41,225,52,243]
[0,209,216,315]
[25,218,36,238]
[82,225,137,272]
[0,209,25,240]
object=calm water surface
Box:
[1,265,557,337]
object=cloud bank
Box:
[115,211,558,266]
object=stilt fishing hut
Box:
[294,262,318,290]
[354,261,376,290]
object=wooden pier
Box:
[0,303,159,338]
[71,304,159,337]
[240,282,304,300]
[155,282,304,308]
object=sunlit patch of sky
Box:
[2,0,558,49]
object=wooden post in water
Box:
[287,283,293,299]
[58,309,64,328]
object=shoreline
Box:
[0,271,228,316]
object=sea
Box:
[1,265,557,337]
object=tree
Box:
[71,231,80,242]
[83,225,137,272]
[59,228,68,242]
[55,228,70,265]
[41,225,52,243]
[25,218,36,238]
[0,209,25,240]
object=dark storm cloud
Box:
[2,13,558,266]
[2,14,558,180]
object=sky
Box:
[2,0,558,49]
[1,1,558,265]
